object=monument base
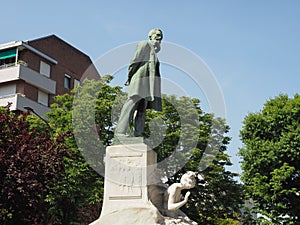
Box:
[90,142,198,225]
[90,143,163,225]
[90,206,163,225]
[157,216,198,225]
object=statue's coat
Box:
[127,40,162,111]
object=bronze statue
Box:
[115,29,163,137]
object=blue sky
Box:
[2,0,300,176]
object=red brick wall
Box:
[15,80,25,95]
[15,80,38,102]
[18,50,41,73]
[23,83,38,102]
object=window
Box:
[38,90,48,106]
[74,79,80,87]
[64,74,71,89]
[0,84,16,96]
[40,61,51,77]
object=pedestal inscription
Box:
[108,151,143,199]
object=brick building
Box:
[0,35,99,117]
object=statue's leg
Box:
[115,97,139,135]
[134,99,148,137]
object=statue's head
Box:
[180,171,196,189]
[148,28,163,53]
[148,28,163,41]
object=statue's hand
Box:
[184,191,191,202]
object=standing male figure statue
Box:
[115,28,163,137]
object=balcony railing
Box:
[0,93,50,117]
[0,61,28,70]
[0,64,56,94]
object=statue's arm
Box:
[126,42,148,85]
[167,190,191,211]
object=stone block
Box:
[90,143,163,225]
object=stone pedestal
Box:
[90,143,163,225]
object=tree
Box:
[0,104,67,225]
[37,76,122,224]
[239,94,300,224]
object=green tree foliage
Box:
[239,94,300,224]
[42,76,122,224]
[0,104,67,225]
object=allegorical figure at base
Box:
[155,171,199,225]
[164,171,197,218]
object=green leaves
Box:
[42,77,121,224]
[239,94,300,223]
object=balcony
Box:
[0,93,50,117]
[0,64,56,94]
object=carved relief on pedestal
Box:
[107,152,144,200]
